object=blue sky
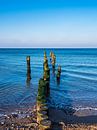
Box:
[0,0,97,47]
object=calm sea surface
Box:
[0,48,97,113]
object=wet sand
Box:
[49,108,97,130]
[1,106,97,129]
[0,105,39,130]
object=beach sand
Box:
[0,105,39,130]
[49,108,97,130]
[1,106,97,129]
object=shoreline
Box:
[1,105,97,129]
[0,105,38,129]
[49,107,97,130]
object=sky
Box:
[0,0,97,48]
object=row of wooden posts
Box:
[26,51,61,130]
[37,51,51,130]
[26,52,61,83]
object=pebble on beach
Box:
[0,105,39,130]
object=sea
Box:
[0,48,97,114]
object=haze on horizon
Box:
[0,0,97,48]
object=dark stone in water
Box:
[12,113,18,118]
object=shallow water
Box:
[0,48,97,113]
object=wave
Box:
[74,107,97,111]
[65,73,97,82]
[18,94,35,105]
[61,69,97,82]
[62,69,97,76]
[62,64,97,69]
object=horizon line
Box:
[0,47,97,49]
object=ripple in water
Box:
[0,48,97,113]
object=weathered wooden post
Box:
[37,78,51,128]
[39,119,51,130]
[26,56,31,81]
[52,54,56,69]
[56,66,61,84]
[43,51,50,97]
[50,52,56,73]
[36,52,51,130]
[50,51,53,62]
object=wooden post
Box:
[39,120,51,130]
[26,56,31,81]
[43,51,50,97]
[50,52,56,73]
[56,66,61,84]
[36,52,51,129]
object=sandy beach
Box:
[0,105,38,130]
[1,105,97,130]
[49,107,97,130]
